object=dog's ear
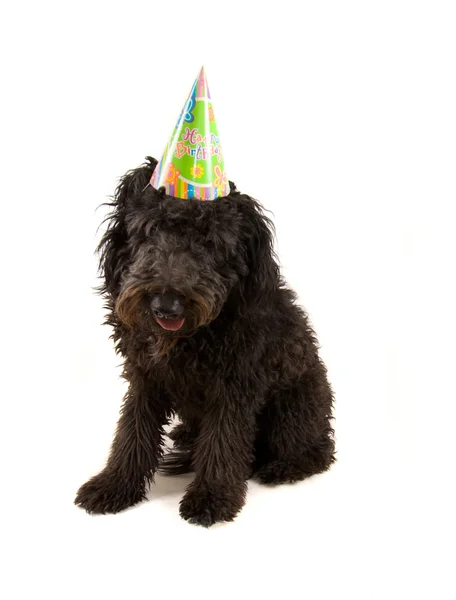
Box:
[236,194,281,301]
[98,157,156,297]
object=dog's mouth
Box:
[155,317,185,331]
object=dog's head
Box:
[99,158,279,337]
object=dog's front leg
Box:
[75,368,169,514]
[179,388,257,526]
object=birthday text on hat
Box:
[175,127,223,163]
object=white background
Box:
[1,1,455,598]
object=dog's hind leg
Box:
[255,363,335,484]
[161,415,199,475]
[168,419,199,449]
[161,422,197,476]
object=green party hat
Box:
[150,67,230,200]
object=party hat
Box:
[150,67,230,201]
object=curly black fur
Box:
[75,157,335,526]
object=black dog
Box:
[75,157,335,526]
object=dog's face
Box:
[116,193,246,335]
[100,160,278,338]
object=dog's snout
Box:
[150,292,185,320]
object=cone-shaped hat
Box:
[150,67,229,200]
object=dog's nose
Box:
[150,292,185,320]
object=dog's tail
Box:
[159,448,194,476]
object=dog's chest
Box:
[164,339,217,416]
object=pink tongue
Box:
[156,317,185,331]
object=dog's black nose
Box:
[150,292,185,320]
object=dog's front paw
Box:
[179,481,246,527]
[75,469,146,515]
